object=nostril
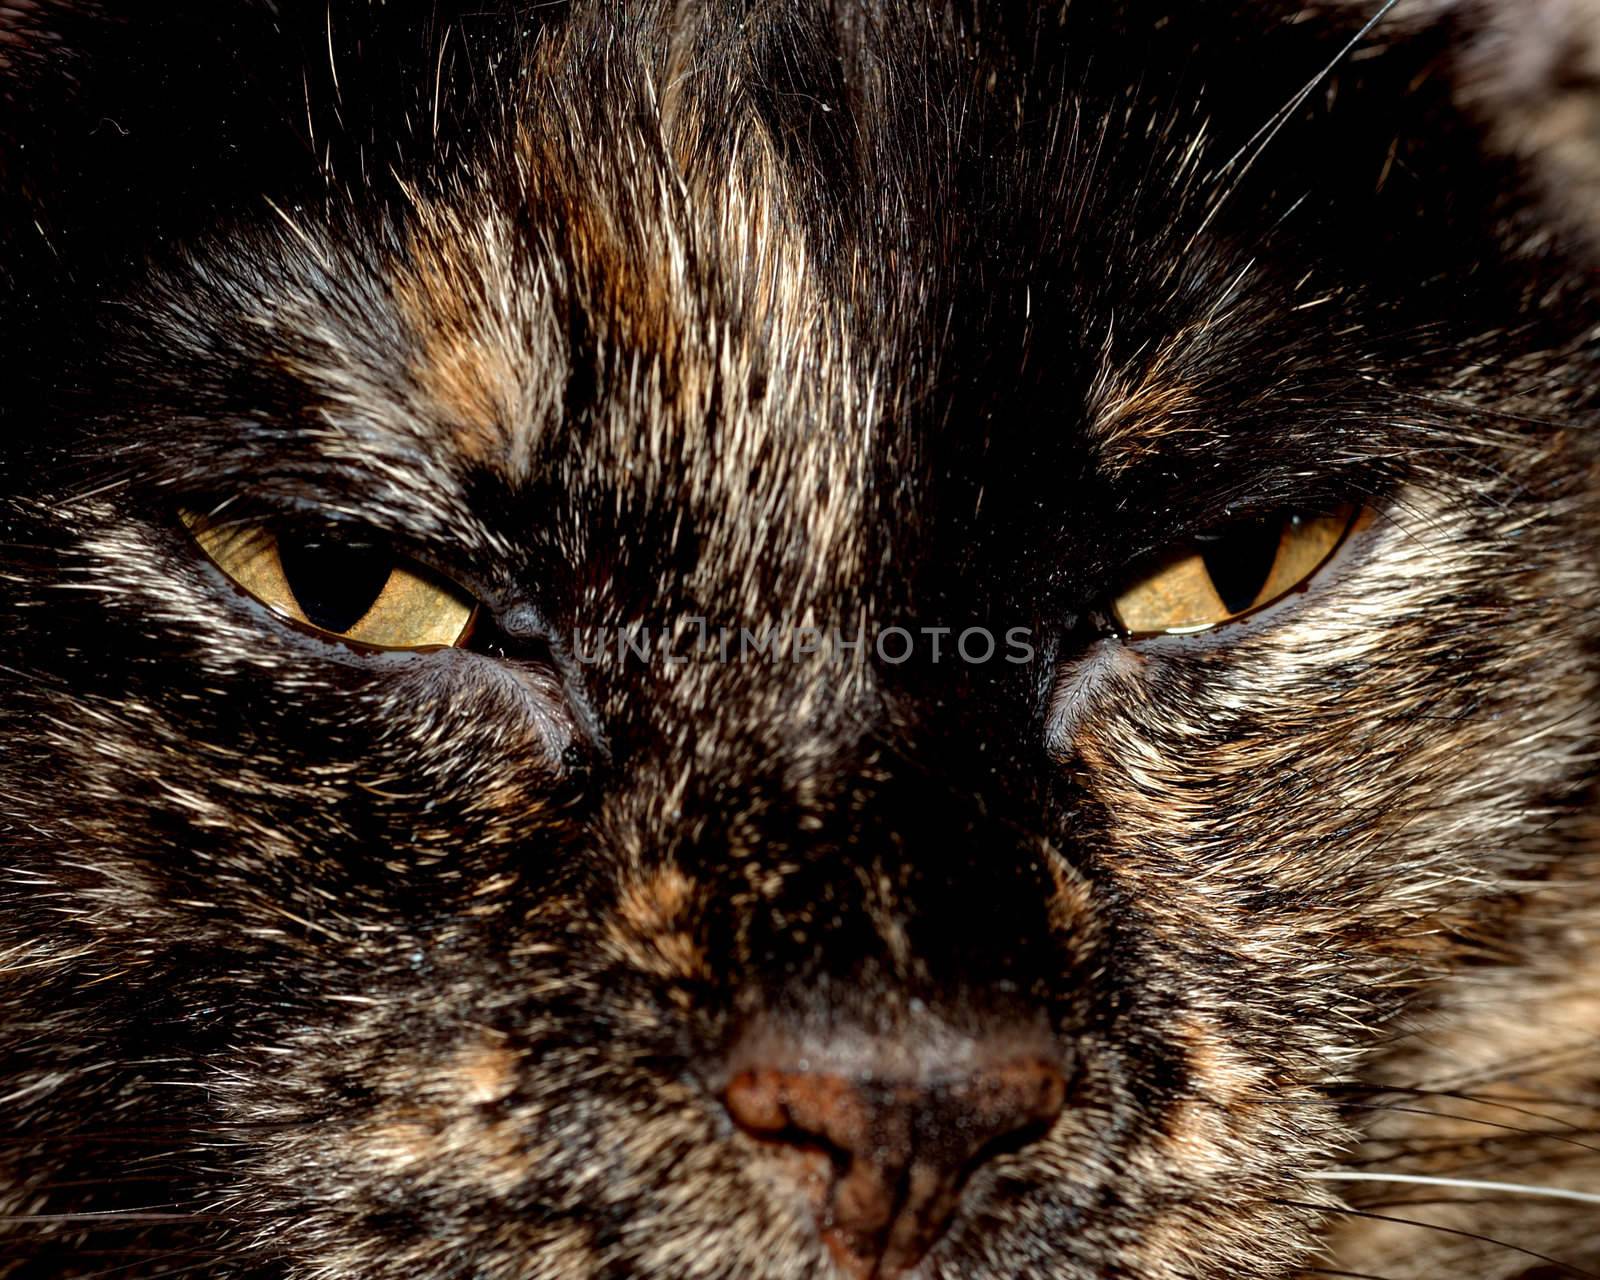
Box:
[724,1068,867,1156]
[722,1043,1068,1280]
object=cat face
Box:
[3,3,1599,1278]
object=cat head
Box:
[2,3,1598,1278]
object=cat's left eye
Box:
[1110,505,1359,638]
[182,512,477,650]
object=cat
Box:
[3,1,1600,1277]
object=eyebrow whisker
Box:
[1190,0,1403,244]
[1307,1170,1600,1206]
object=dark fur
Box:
[2,2,1599,1277]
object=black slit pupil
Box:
[1198,522,1280,616]
[277,531,394,633]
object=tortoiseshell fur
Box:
[3,2,1600,1277]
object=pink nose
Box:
[723,1043,1067,1279]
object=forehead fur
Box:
[155,0,1440,628]
[269,8,888,626]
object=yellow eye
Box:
[1111,505,1358,637]
[183,511,477,650]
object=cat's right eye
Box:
[182,512,477,650]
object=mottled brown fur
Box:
[2,2,1600,1279]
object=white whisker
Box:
[1309,1171,1600,1206]
[1190,0,1401,243]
